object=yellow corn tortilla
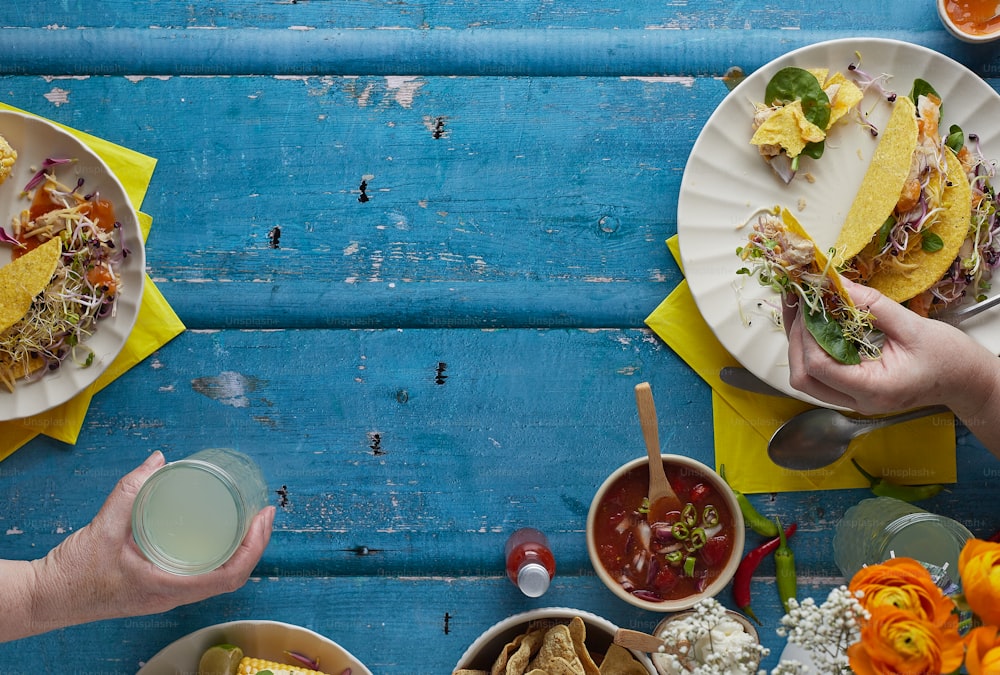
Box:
[0,237,62,334]
[865,147,972,302]
[833,96,919,266]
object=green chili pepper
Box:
[688,527,707,551]
[666,550,684,566]
[774,516,797,613]
[672,522,690,540]
[701,504,719,527]
[720,464,779,537]
[681,503,698,527]
[851,459,945,502]
[683,555,697,577]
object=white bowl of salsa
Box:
[586,455,744,612]
[938,0,1000,42]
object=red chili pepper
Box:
[732,522,797,624]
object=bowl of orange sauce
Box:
[938,0,1000,42]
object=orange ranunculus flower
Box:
[959,539,1000,627]
[849,557,958,628]
[847,605,964,675]
[965,625,1000,675]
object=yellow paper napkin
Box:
[0,105,185,461]
[645,236,956,494]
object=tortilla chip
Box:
[833,96,919,265]
[598,645,648,675]
[567,617,601,675]
[866,147,972,302]
[454,671,489,675]
[806,68,829,87]
[0,237,62,334]
[493,628,546,675]
[527,625,585,674]
[749,100,826,158]
[825,72,864,128]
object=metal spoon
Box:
[767,405,951,471]
[634,382,682,518]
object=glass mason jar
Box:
[832,496,973,581]
[132,448,268,575]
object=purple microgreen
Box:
[283,650,321,670]
[21,157,75,194]
[0,226,22,247]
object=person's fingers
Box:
[781,293,799,339]
[92,452,166,533]
[207,506,275,593]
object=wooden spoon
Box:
[613,627,689,657]
[634,382,682,521]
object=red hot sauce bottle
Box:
[505,527,556,598]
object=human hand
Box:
[29,452,275,631]
[783,279,980,414]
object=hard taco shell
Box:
[833,96,919,266]
[864,146,971,302]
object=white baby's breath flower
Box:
[771,586,867,674]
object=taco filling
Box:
[835,79,1000,316]
[0,155,125,392]
[738,208,879,365]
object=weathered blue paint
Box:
[0,1,998,673]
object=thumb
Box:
[841,279,915,338]
[94,451,166,529]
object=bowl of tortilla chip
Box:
[452,607,654,675]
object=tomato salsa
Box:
[592,460,736,603]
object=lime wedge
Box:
[198,644,244,675]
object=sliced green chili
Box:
[701,504,719,528]
[681,503,698,527]
[683,555,697,577]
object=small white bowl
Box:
[454,607,655,673]
[138,620,372,674]
[586,455,745,612]
[938,0,1000,43]
[651,609,760,675]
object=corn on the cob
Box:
[237,656,331,675]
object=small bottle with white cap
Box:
[505,527,556,598]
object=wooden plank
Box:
[0,2,947,34]
[4,329,995,573]
[0,573,844,673]
[0,28,986,77]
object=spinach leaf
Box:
[911,78,943,116]
[945,124,964,154]
[876,215,896,250]
[765,67,831,130]
[922,231,944,252]
[800,303,861,365]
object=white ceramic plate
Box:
[138,619,373,675]
[0,110,145,421]
[677,38,1000,404]
[454,607,655,674]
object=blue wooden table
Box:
[2,2,1000,673]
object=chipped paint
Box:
[5,527,23,535]
[385,76,425,108]
[621,76,696,87]
[344,242,360,256]
[126,75,171,83]
[191,371,267,408]
[43,87,70,106]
